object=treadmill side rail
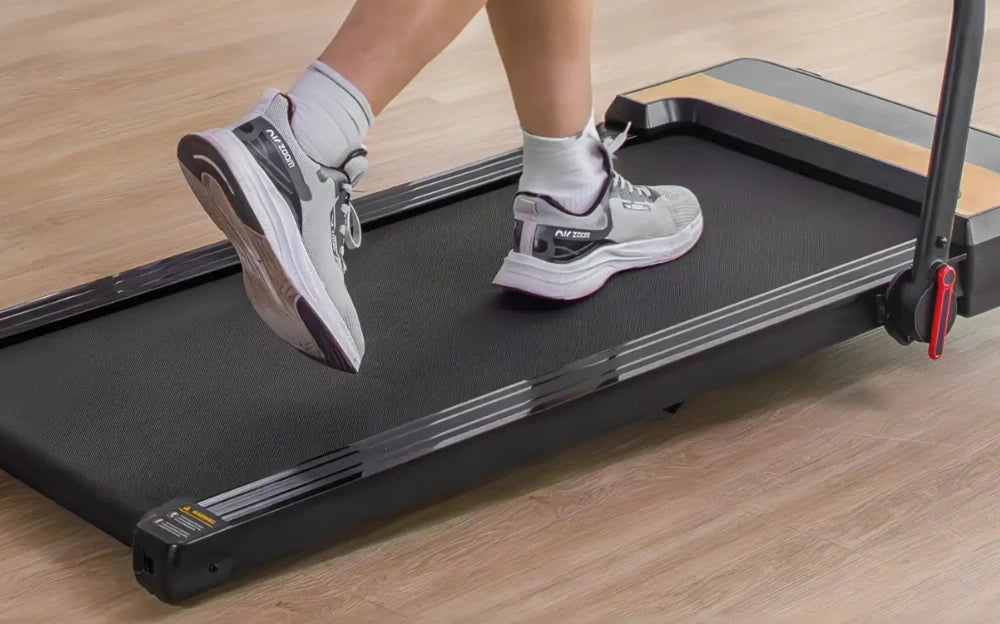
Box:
[0,150,523,350]
[131,243,915,603]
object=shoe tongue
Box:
[259,88,286,116]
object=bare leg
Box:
[320,0,490,116]
[487,0,594,137]
[486,0,603,215]
[291,0,491,171]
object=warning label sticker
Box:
[142,502,226,544]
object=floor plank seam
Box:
[351,591,412,622]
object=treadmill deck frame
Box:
[2,59,999,604]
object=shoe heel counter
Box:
[231,113,312,231]
[510,193,616,264]
[512,195,539,255]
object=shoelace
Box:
[330,151,370,271]
[332,182,362,271]
[612,173,652,198]
[601,122,652,198]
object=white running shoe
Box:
[493,128,704,300]
[177,89,367,372]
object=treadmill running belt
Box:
[0,135,917,543]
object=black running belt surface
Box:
[0,135,918,543]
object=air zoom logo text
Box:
[265,129,296,170]
[555,230,591,240]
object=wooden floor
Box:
[2,0,1000,621]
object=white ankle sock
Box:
[287,60,373,167]
[518,114,607,215]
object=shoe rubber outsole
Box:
[493,213,704,301]
[177,131,360,372]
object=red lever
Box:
[929,264,957,360]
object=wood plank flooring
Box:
[1,1,999,621]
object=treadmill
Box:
[1,1,996,604]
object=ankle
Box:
[287,60,374,167]
[518,113,608,215]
